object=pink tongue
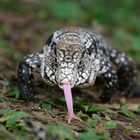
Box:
[62,84,74,117]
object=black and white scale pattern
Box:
[18,27,136,102]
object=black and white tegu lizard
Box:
[18,27,136,123]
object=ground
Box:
[0,1,140,140]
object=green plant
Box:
[47,124,75,140]
[0,108,32,128]
[120,104,137,119]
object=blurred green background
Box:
[0,0,140,64]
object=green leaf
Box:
[107,109,118,115]
[0,124,5,129]
[121,110,136,119]
[87,114,103,127]
[47,124,74,140]
[40,101,52,111]
[44,86,53,96]
[121,104,129,111]
[120,104,136,119]
[0,108,13,116]
[92,114,102,121]
[83,105,89,112]
[77,111,89,120]
[106,120,117,129]
[9,87,20,98]
[136,104,140,112]
[79,129,103,140]
[15,129,33,138]
[0,98,6,103]
[15,122,29,130]
[6,112,32,127]
[89,105,109,113]
[86,114,102,127]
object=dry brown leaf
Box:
[31,111,57,123]
[0,116,10,123]
[0,103,8,109]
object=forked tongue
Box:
[62,84,74,117]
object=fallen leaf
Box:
[0,116,10,123]
[0,103,8,109]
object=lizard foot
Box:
[68,115,82,124]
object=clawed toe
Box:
[68,115,83,124]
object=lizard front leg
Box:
[18,53,42,102]
[109,49,136,97]
[98,59,118,102]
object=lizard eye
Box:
[56,49,64,61]
[57,49,64,57]
[73,52,79,59]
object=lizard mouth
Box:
[56,67,77,88]
[59,80,72,89]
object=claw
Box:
[68,115,82,124]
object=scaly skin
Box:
[18,27,136,123]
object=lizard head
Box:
[55,35,85,88]
[44,27,96,88]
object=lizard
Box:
[18,27,136,123]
